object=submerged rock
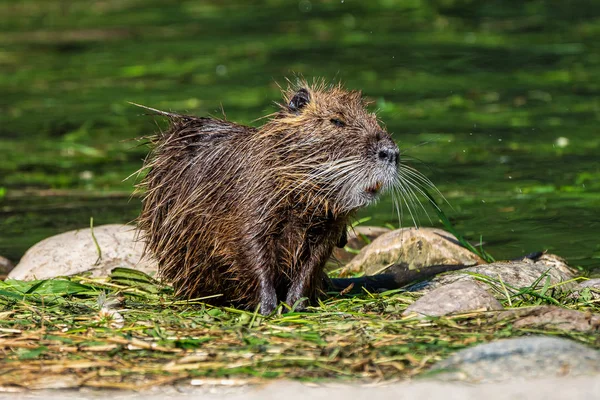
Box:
[403,281,503,317]
[0,255,14,275]
[8,224,157,280]
[429,336,600,383]
[339,228,484,277]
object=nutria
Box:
[136,80,401,314]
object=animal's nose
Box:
[378,147,399,166]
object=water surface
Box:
[1,1,599,270]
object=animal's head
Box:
[263,80,400,213]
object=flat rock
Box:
[8,224,158,280]
[496,305,600,332]
[403,280,503,317]
[332,226,391,264]
[414,253,577,294]
[429,336,600,383]
[340,228,484,277]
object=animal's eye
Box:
[330,118,346,127]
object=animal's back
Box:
[138,115,263,305]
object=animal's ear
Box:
[288,88,310,113]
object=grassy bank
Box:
[0,268,597,389]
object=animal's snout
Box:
[377,145,399,167]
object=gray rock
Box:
[332,225,391,264]
[496,305,600,332]
[578,278,600,289]
[416,253,577,294]
[569,278,600,300]
[8,224,157,280]
[429,336,600,383]
[0,255,14,275]
[340,228,484,277]
[403,280,503,317]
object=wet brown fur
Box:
[136,79,399,314]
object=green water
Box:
[1,0,599,270]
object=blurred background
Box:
[1,0,599,272]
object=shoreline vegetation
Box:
[0,260,597,389]
[0,220,598,390]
